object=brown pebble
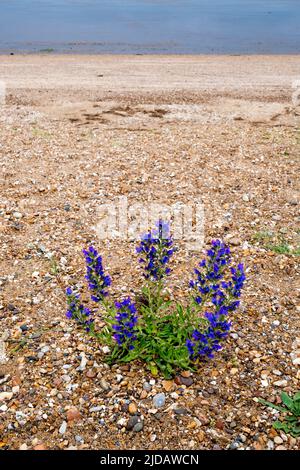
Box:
[86,369,97,379]
[174,376,181,385]
[66,407,81,423]
[181,371,191,378]
[53,378,62,387]
[216,419,224,430]
[128,403,137,415]
[33,444,47,451]
[197,414,210,425]
[12,374,22,386]
[162,380,174,392]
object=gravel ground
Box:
[0,55,299,450]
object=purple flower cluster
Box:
[187,240,246,361]
[112,297,138,350]
[136,220,175,281]
[230,263,246,298]
[186,312,232,360]
[83,246,111,302]
[65,287,94,332]
[189,240,231,305]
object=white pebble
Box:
[59,421,67,435]
[273,380,288,387]
[261,379,269,387]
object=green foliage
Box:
[252,230,300,256]
[96,285,199,378]
[259,391,300,437]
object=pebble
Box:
[86,369,97,379]
[162,380,174,392]
[89,406,103,413]
[99,378,110,391]
[66,407,81,422]
[133,421,144,433]
[128,403,137,415]
[59,421,67,435]
[77,353,87,371]
[181,371,191,378]
[61,374,71,383]
[0,404,8,412]
[267,440,275,450]
[229,237,241,246]
[174,408,188,415]
[140,390,148,399]
[126,415,139,430]
[274,436,283,444]
[16,411,27,426]
[33,444,47,451]
[20,324,29,332]
[153,393,166,408]
[0,392,13,402]
[272,320,280,327]
[180,376,193,387]
[273,380,288,387]
[229,441,240,450]
[117,417,127,427]
[143,382,152,391]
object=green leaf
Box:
[258,398,287,413]
[149,363,158,376]
[281,392,294,411]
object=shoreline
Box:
[1,54,299,106]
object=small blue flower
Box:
[112,297,138,350]
[187,240,245,362]
[136,220,175,281]
[65,287,94,332]
[83,246,111,302]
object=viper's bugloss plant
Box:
[83,246,111,302]
[112,297,138,350]
[66,222,246,377]
[136,220,175,281]
[66,287,94,332]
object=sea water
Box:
[0,0,299,54]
